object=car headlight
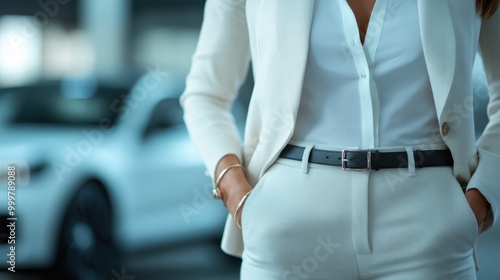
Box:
[0,159,47,187]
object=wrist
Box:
[223,177,252,213]
[214,155,252,210]
[466,188,490,223]
[218,167,247,198]
[214,163,245,201]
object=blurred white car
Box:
[0,74,244,279]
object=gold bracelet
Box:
[234,190,252,229]
[213,163,245,200]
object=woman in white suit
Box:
[181,0,500,278]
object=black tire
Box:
[53,182,118,280]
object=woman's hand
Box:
[465,188,490,228]
[216,155,253,218]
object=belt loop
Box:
[405,147,416,177]
[300,144,315,174]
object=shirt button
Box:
[441,122,450,136]
[361,73,367,79]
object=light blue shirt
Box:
[293,0,445,149]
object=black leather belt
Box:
[279,145,453,171]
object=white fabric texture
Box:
[240,156,477,279]
[180,0,500,257]
[294,0,444,149]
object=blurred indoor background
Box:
[0,1,498,279]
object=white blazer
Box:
[181,0,500,257]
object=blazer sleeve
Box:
[468,9,500,231]
[180,0,250,179]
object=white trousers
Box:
[240,143,478,280]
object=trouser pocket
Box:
[241,159,356,274]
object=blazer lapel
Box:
[258,0,315,178]
[418,0,456,119]
[282,1,456,122]
[276,0,315,121]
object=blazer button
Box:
[441,122,450,136]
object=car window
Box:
[143,98,184,137]
[0,84,128,127]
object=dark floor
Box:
[1,225,499,280]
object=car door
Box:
[130,97,213,242]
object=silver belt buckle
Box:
[341,149,372,171]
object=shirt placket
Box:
[339,0,387,256]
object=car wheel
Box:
[54,182,118,280]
